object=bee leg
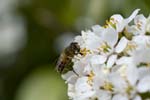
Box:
[73,69,79,76]
[58,63,65,74]
[66,62,79,76]
[79,52,83,55]
[67,56,72,59]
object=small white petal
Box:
[74,35,84,47]
[91,55,107,65]
[131,14,147,35]
[62,71,75,80]
[126,25,140,35]
[109,73,127,91]
[137,75,150,93]
[73,61,85,75]
[111,14,123,22]
[107,55,117,68]
[120,9,140,34]
[134,14,146,25]
[62,71,77,84]
[74,55,93,75]
[125,9,140,24]
[116,57,133,65]
[115,37,128,53]
[83,63,92,74]
[82,31,102,50]
[110,14,124,32]
[132,35,148,45]
[75,77,95,99]
[92,25,105,37]
[132,47,150,64]
[138,67,150,79]
[102,28,118,47]
[133,95,142,100]
[119,9,140,32]
[112,94,128,100]
[96,90,112,100]
[126,65,138,86]
[68,84,75,98]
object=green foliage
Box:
[15,65,67,100]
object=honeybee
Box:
[56,42,80,74]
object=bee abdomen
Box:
[56,61,65,73]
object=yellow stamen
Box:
[126,85,133,95]
[98,42,111,53]
[87,71,95,86]
[80,48,91,56]
[100,81,114,91]
[125,42,137,52]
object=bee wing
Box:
[55,53,66,73]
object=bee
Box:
[56,42,80,74]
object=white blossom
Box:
[60,9,150,100]
[109,9,140,32]
[126,14,147,35]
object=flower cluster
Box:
[61,9,150,100]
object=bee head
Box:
[70,42,80,54]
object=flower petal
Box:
[112,94,128,100]
[119,9,140,32]
[115,37,128,53]
[82,31,102,50]
[91,55,107,65]
[75,77,95,99]
[68,84,75,98]
[133,95,142,100]
[107,54,117,68]
[125,9,140,24]
[126,65,138,86]
[110,14,124,24]
[102,28,118,47]
[116,56,133,65]
[109,72,127,91]
[137,75,150,93]
[62,71,77,84]
[92,25,105,37]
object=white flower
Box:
[68,84,76,98]
[109,9,140,32]
[92,25,105,37]
[90,55,107,65]
[81,30,102,51]
[107,54,117,68]
[112,94,128,100]
[125,14,147,35]
[101,28,118,48]
[137,75,150,93]
[108,72,128,92]
[115,37,128,53]
[134,14,146,35]
[95,90,112,100]
[133,95,142,100]
[75,27,119,55]
[60,9,150,100]
[62,71,77,84]
[74,77,95,100]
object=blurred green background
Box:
[0,0,150,100]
